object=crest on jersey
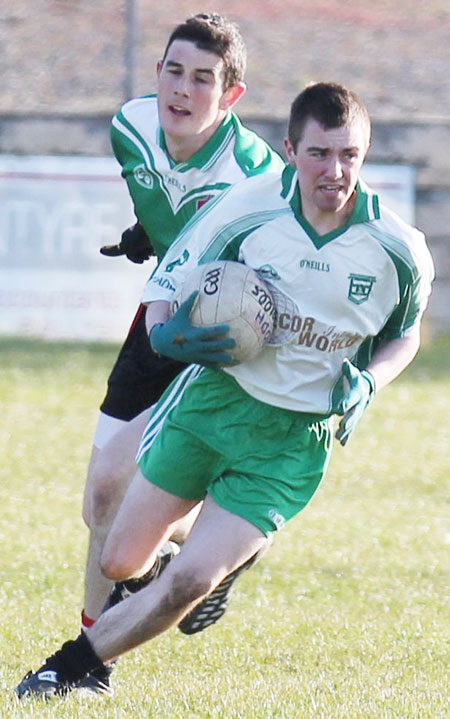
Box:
[258,264,281,281]
[348,273,376,304]
[134,164,154,189]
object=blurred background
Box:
[1,0,449,339]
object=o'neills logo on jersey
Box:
[164,174,187,193]
[300,259,330,272]
[348,273,376,304]
[133,164,154,189]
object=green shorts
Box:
[137,366,333,536]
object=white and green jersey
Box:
[111,95,285,260]
[142,165,434,415]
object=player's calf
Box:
[178,536,272,634]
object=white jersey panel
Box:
[144,170,434,414]
[368,205,435,327]
[226,215,400,412]
[141,173,287,303]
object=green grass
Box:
[1,336,449,718]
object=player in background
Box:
[76,12,284,693]
[16,81,434,700]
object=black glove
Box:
[100,223,155,264]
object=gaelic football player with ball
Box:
[16,82,433,700]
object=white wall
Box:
[0,155,153,340]
[0,155,416,341]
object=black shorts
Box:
[100,304,186,421]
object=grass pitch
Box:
[1,336,449,718]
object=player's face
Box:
[285,118,369,230]
[157,40,245,161]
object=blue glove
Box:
[333,359,376,446]
[150,291,236,366]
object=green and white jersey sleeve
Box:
[110,95,285,260]
[144,166,434,415]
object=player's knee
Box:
[100,547,136,581]
[166,565,215,609]
[100,557,122,581]
[89,462,123,526]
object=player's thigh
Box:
[96,408,151,486]
[170,503,202,544]
[101,470,198,578]
[83,408,152,523]
[82,444,101,526]
[92,412,128,452]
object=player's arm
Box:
[101,104,157,263]
[335,235,433,448]
[334,328,421,446]
[145,300,171,334]
[365,328,421,392]
[145,297,235,366]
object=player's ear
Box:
[284,138,297,166]
[156,59,163,77]
[219,82,247,111]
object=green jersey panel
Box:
[110,95,285,260]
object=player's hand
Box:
[100,223,155,263]
[149,291,236,366]
[333,359,376,446]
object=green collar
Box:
[158,111,235,171]
[280,165,380,248]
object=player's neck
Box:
[164,119,224,163]
[302,193,356,236]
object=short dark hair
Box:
[162,13,247,90]
[288,82,371,149]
